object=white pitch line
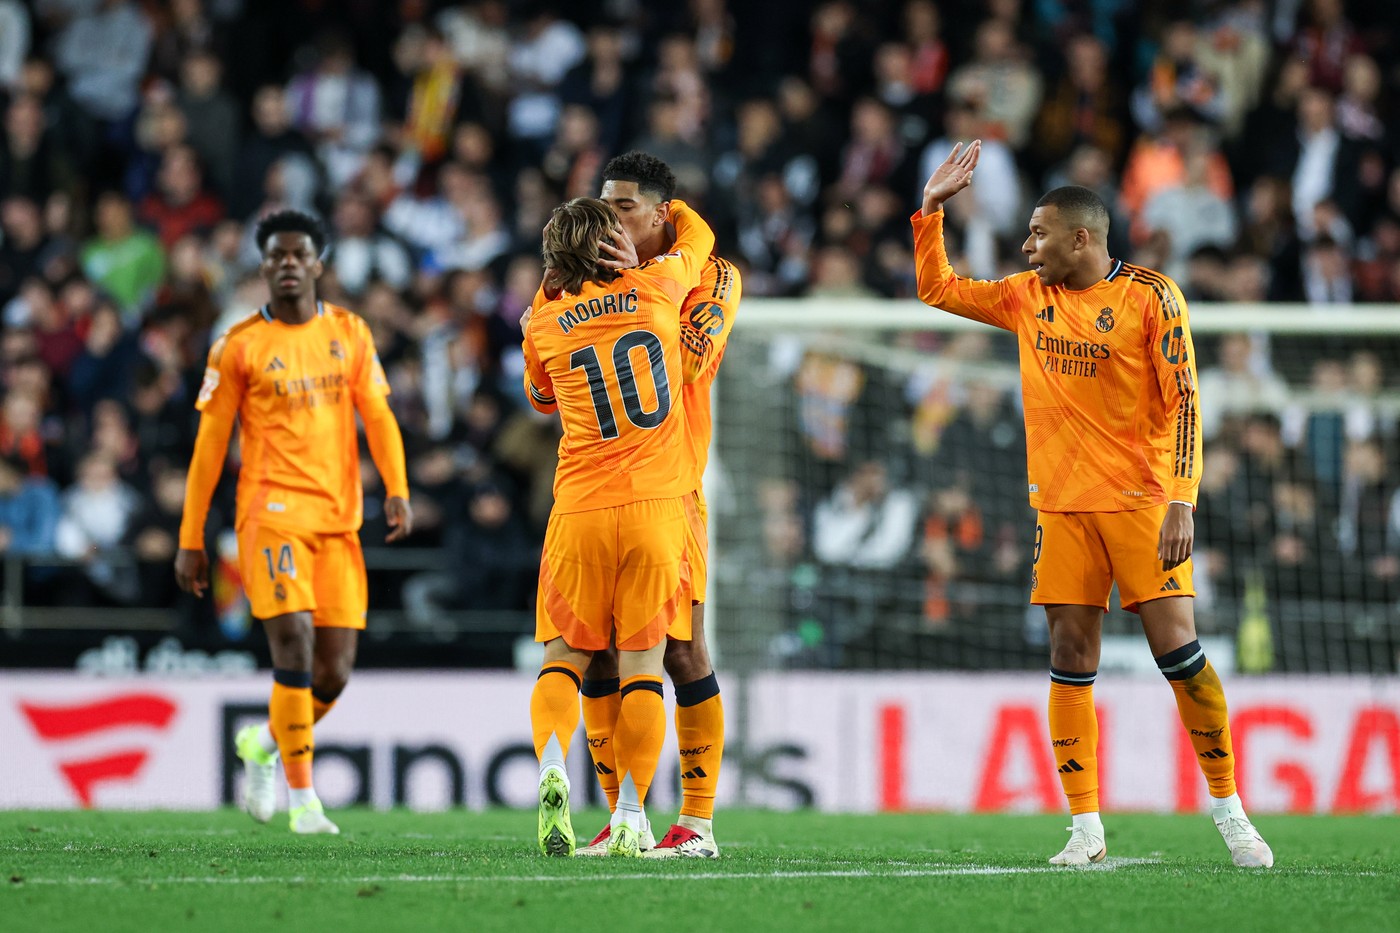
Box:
[4,862,1385,887]
[8,867,1064,886]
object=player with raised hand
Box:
[175,210,413,835]
[525,195,714,857]
[913,142,1272,868]
[561,152,739,859]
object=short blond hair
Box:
[542,198,621,295]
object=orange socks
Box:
[581,678,621,809]
[613,675,666,809]
[270,670,314,790]
[312,693,337,724]
[531,662,582,762]
[1048,669,1099,815]
[674,673,724,820]
[1158,642,1237,799]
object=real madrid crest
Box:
[1095,307,1115,333]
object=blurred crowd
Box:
[0,0,1395,658]
[739,329,1400,671]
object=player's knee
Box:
[312,663,350,702]
[664,637,711,683]
[264,613,314,669]
[585,647,619,681]
[1048,630,1097,671]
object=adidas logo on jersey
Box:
[265,357,287,372]
[1036,305,1055,322]
[1160,578,1182,592]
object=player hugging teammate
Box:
[525,152,738,858]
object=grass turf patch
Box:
[3,809,1397,933]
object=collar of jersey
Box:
[260,301,325,324]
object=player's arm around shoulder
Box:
[681,256,741,385]
[639,200,716,299]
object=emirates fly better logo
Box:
[18,693,179,806]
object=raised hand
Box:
[921,140,981,217]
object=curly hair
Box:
[254,209,328,255]
[542,198,621,295]
[601,150,677,202]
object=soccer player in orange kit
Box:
[913,141,1272,868]
[175,210,412,834]
[525,196,714,857]
[568,152,738,860]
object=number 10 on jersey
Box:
[570,330,672,439]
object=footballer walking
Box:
[176,210,413,834]
[913,142,1272,868]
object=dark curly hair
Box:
[254,209,328,256]
[601,150,677,202]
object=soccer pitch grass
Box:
[4,810,1397,933]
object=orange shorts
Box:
[237,522,367,628]
[536,497,690,652]
[666,489,708,641]
[1029,504,1194,613]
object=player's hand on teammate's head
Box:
[597,226,638,271]
[921,139,982,217]
[173,548,209,597]
[385,496,414,543]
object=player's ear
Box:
[655,199,672,227]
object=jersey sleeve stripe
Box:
[709,256,735,302]
[530,384,555,405]
[1124,265,1182,321]
[1174,371,1186,477]
[1172,369,1197,479]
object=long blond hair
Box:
[542,198,621,295]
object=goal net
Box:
[708,300,1400,677]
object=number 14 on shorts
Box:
[263,544,297,580]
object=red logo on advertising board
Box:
[18,694,178,806]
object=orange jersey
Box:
[178,302,409,548]
[679,254,741,485]
[912,210,1201,512]
[524,200,715,513]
